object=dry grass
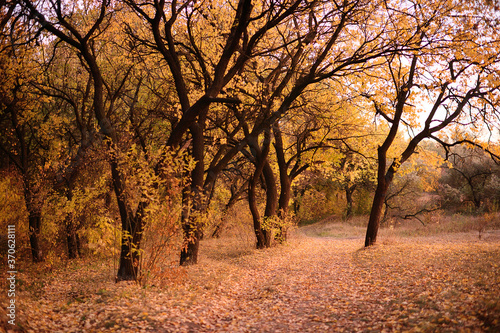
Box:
[300,212,500,241]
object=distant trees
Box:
[381,147,443,224]
[439,145,500,211]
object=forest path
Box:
[13,233,500,332]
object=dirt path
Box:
[12,233,500,332]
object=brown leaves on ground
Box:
[10,232,500,332]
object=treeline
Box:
[1,0,499,281]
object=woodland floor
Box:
[3,224,500,333]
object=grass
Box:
[300,212,500,240]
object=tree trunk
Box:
[180,225,201,265]
[179,185,203,265]
[365,180,389,246]
[293,188,306,215]
[275,167,290,243]
[249,169,269,249]
[468,179,482,209]
[345,184,356,220]
[23,183,43,263]
[262,159,277,245]
[65,216,79,259]
[273,123,290,242]
[28,210,43,262]
[365,147,397,246]
[211,219,225,239]
[247,131,273,249]
[180,122,205,266]
[63,187,80,259]
[116,210,144,281]
[113,160,145,281]
[278,178,291,216]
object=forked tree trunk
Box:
[247,131,274,249]
[249,169,271,249]
[113,160,146,281]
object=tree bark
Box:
[23,181,43,262]
[180,122,206,266]
[345,184,356,220]
[275,175,291,242]
[116,206,145,281]
[365,146,397,246]
[247,130,274,249]
[179,228,201,265]
[114,161,145,281]
[274,124,291,242]
[28,209,43,262]
[62,187,80,259]
[293,188,306,215]
[263,158,278,245]
[365,180,389,246]
[179,184,202,265]
[248,172,270,249]
[65,216,79,260]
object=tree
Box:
[200,0,424,249]
[381,146,443,224]
[32,40,99,259]
[363,0,500,246]
[0,1,48,262]
[124,0,321,264]
[330,140,376,219]
[19,0,155,280]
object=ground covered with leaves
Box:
[5,229,500,332]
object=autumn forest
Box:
[1,0,500,331]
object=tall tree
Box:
[33,40,98,259]
[0,1,48,262]
[20,0,151,280]
[200,0,421,249]
[363,0,500,246]
[125,0,315,264]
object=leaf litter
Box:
[7,231,500,332]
